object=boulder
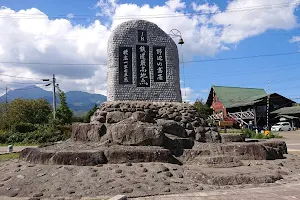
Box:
[186,130,196,139]
[221,134,246,143]
[101,120,165,146]
[164,133,194,150]
[195,132,206,142]
[104,146,181,164]
[220,143,285,160]
[156,119,187,137]
[131,111,154,123]
[71,123,106,142]
[205,130,221,143]
[20,148,108,166]
[106,111,126,123]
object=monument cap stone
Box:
[107,20,182,102]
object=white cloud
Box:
[0,0,299,97]
[166,0,186,10]
[67,13,74,19]
[212,0,300,44]
[181,87,194,102]
[200,89,209,93]
[191,2,219,13]
[95,0,118,17]
[0,7,109,94]
[290,36,300,43]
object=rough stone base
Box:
[72,101,221,146]
[20,140,287,167]
[20,146,181,166]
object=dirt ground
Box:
[1,152,300,199]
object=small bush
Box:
[241,129,283,139]
[0,124,71,145]
[12,123,37,133]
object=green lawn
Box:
[0,153,20,161]
[0,143,39,147]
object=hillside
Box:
[0,85,107,116]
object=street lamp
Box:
[169,29,186,100]
[169,29,184,46]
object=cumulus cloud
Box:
[66,13,74,19]
[191,2,219,13]
[212,0,300,43]
[0,0,299,98]
[181,87,194,102]
[290,36,300,43]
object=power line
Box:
[183,62,300,79]
[0,51,299,68]
[0,80,44,85]
[184,51,300,64]
[0,73,40,80]
[0,2,298,20]
[0,31,298,39]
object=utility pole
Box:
[42,74,57,119]
[52,74,57,119]
[5,85,8,113]
[5,85,8,104]
[266,80,270,130]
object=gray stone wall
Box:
[107,20,182,102]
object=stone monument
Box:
[14,19,292,199]
[107,20,182,102]
[21,20,287,168]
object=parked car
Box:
[271,122,292,131]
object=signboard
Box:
[138,30,147,43]
[219,121,233,127]
[153,46,166,82]
[119,47,133,84]
[136,45,150,87]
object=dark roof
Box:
[271,106,300,115]
[207,86,267,108]
[275,115,299,119]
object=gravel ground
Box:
[1,153,300,199]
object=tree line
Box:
[0,89,87,144]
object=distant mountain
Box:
[0,85,107,116]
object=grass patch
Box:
[220,129,242,134]
[0,143,39,147]
[0,153,20,161]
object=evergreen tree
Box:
[56,88,73,124]
[193,98,213,119]
[84,104,98,123]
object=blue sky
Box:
[0,0,300,102]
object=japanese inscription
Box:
[138,30,147,43]
[136,45,150,87]
[153,46,166,82]
[119,47,132,84]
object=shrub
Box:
[12,123,37,133]
[0,124,71,145]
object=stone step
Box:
[186,155,243,168]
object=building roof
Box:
[271,106,300,115]
[207,86,267,108]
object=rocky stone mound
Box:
[72,101,220,147]
[20,140,287,166]
[20,101,288,167]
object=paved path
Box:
[132,182,300,200]
[0,146,37,155]
[276,130,300,152]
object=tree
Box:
[193,98,213,119]
[56,88,73,124]
[1,98,51,129]
[84,104,98,123]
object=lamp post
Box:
[42,74,58,119]
[169,29,185,100]
[169,29,184,46]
